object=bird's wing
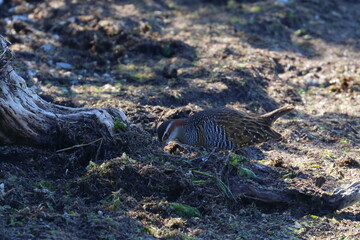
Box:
[211,109,282,148]
[189,108,282,148]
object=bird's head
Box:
[157,119,186,147]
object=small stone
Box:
[63,71,73,77]
[12,15,31,22]
[70,79,79,85]
[163,64,178,78]
[0,183,4,196]
[56,62,73,70]
[294,221,302,228]
[27,70,36,77]
[103,84,116,91]
[42,44,53,52]
[314,176,326,188]
[67,17,76,23]
[304,75,320,87]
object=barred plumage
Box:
[158,105,294,150]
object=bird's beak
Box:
[162,138,177,148]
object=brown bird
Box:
[158,105,294,150]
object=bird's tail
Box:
[260,105,294,125]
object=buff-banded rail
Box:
[157,105,294,150]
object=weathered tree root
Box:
[230,179,360,214]
[0,36,127,148]
[324,181,360,211]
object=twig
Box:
[188,148,217,162]
[218,151,231,176]
[0,45,7,59]
[56,137,103,153]
[95,138,103,161]
[346,122,359,134]
[0,36,14,72]
[0,188,15,200]
[0,35,12,59]
[159,153,184,159]
[193,170,236,200]
[0,35,9,57]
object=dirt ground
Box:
[0,0,359,239]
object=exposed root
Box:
[0,36,127,148]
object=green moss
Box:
[8,175,18,182]
[237,167,256,178]
[250,6,261,13]
[86,161,97,171]
[230,153,247,165]
[33,181,54,191]
[227,0,237,8]
[294,28,307,37]
[229,17,241,24]
[169,202,201,218]
[282,172,296,179]
[113,120,127,132]
[179,233,198,240]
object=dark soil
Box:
[0,0,359,239]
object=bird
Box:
[157,105,294,150]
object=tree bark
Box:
[0,37,127,148]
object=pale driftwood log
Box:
[0,37,126,148]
